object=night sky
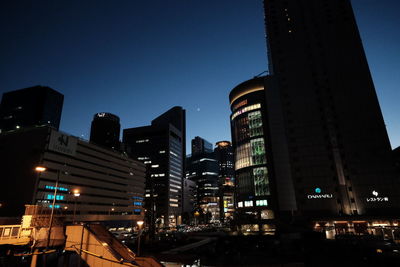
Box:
[1,0,399,152]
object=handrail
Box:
[0,225,33,242]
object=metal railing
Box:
[0,225,33,245]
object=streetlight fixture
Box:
[136,220,144,256]
[35,166,62,252]
[35,166,47,172]
[72,189,80,224]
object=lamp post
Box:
[35,166,61,251]
[72,189,80,224]
[136,220,144,256]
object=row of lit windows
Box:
[45,185,69,192]
[237,199,268,208]
[47,194,65,200]
[170,184,181,189]
[202,172,218,176]
[235,138,267,170]
[151,173,165,177]
[231,104,261,120]
[135,139,149,143]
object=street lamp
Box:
[35,166,61,251]
[35,166,47,172]
[72,189,80,224]
[136,220,144,256]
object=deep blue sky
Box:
[1,0,399,152]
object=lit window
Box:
[244,201,253,207]
[170,203,179,207]
[151,164,159,168]
[159,150,166,154]
[169,198,179,202]
[136,139,149,143]
[256,200,268,206]
[47,194,65,200]
[231,103,261,120]
[238,202,243,208]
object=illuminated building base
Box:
[312,218,400,241]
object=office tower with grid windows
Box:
[123,106,186,227]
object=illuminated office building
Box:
[186,137,220,222]
[123,106,186,227]
[0,126,145,225]
[214,141,235,221]
[229,76,277,232]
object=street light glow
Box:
[137,220,144,227]
[73,189,80,197]
[35,166,47,172]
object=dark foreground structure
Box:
[0,85,63,133]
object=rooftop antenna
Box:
[254,70,269,78]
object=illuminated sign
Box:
[233,100,248,111]
[307,187,333,199]
[366,190,389,202]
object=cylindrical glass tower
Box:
[229,76,276,233]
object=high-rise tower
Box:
[90,112,121,149]
[0,85,63,133]
[214,141,235,221]
[123,106,186,227]
[263,0,399,217]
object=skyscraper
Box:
[214,141,235,221]
[0,85,63,133]
[186,137,220,222]
[90,112,121,149]
[192,136,213,156]
[123,106,186,227]
[263,0,399,218]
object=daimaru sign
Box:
[308,194,333,199]
[307,187,333,199]
[48,130,77,156]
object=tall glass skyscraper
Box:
[186,136,220,222]
[214,141,235,221]
[123,107,185,227]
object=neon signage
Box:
[307,187,333,199]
